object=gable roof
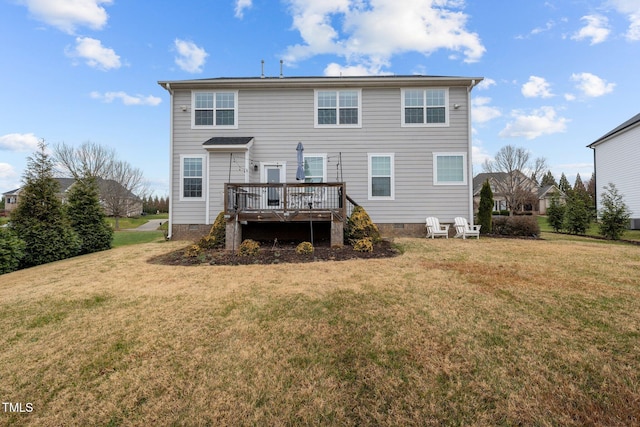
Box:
[588,112,640,148]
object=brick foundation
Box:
[170,224,211,241]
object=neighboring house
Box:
[2,189,20,213]
[158,75,483,247]
[2,178,142,217]
[473,172,564,215]
[587,112,640,229]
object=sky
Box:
[1,0,639,197]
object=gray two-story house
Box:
[158,75,483,248]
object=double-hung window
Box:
[192,91,238,129]
[433,153,467,185]
[180,155,206,200]
[368,154,394,199]
[402,88,448,126]
[315,90,361,127]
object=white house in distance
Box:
[587,112,640,229]
[158,75,483,248]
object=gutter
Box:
[164,83,174,239]
[466,79,480,222]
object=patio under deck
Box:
[224,183,349,250]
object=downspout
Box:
[467,79,479,222]
[591,144,597,216]
[165,83,174,239]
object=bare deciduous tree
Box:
[483,145,548,216]
[54,141,148,229]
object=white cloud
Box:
[571,15,610,44]
[0,133,40,152]
[608,0,640,41]
[19,0,112,34]
[235,0,253,18]
[471,144,493,167]
[90,91,162,106]
[564,93,576,101]
[499,107,569,140]
[0,163,18,179]
[67,37,121,70]
[521,76,554,98]
[174,39,208,73]
[324,62,394,76]
[476,78,496,90]
[570,72,615,97]
[283,0,485,72]
[472,97,501,124]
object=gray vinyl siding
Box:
[594,124,640,220]
[170,82,473,226]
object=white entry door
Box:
[262,163,286,208]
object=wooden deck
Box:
[223,183,350,249]
[224,182,348,223]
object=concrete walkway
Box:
[133,219,165,231]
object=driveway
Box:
[134,219,165,231]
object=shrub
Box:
[353,237,374,253]
[199,212,226,249]
[0,228,26,274]
[183,244,202,258]
[238,239,260,257]
[598,183,630,240]
[491,216,540,237]
[295,241,314,255]
[345,206,381,244]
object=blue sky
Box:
[1,0,639,197]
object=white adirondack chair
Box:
[426,217,449,239]
[453,217,481,239]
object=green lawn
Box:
[106,213,168,230]
[112,231,166,248]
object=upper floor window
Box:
[315,90,361,128]
[192,91,238,129]
[433,152,467,185]
[402,88,449,127]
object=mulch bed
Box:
[149,239,401,266]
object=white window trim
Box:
[314,89,362,129]
[179,154,207,201]
[303,153,327,182]
[401,88,449,127]
[368,153,395,200]
[433,152,467,186]
[191,90,239,130]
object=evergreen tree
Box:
[10,140,80,267]
[477,179,493,234]
[540,171,557,187]
[563,193,590,235]
[598,183,630,240]
[546,191,565,232]
[558,173,571,195]
[586,172,597,216]
[66,175,113,254]
[0,228,26,274]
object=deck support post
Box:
[330,219,344,247]
[225,219,242,251]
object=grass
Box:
[1,235,640,425]
[111,231,166,248]
[105,213,168,230]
